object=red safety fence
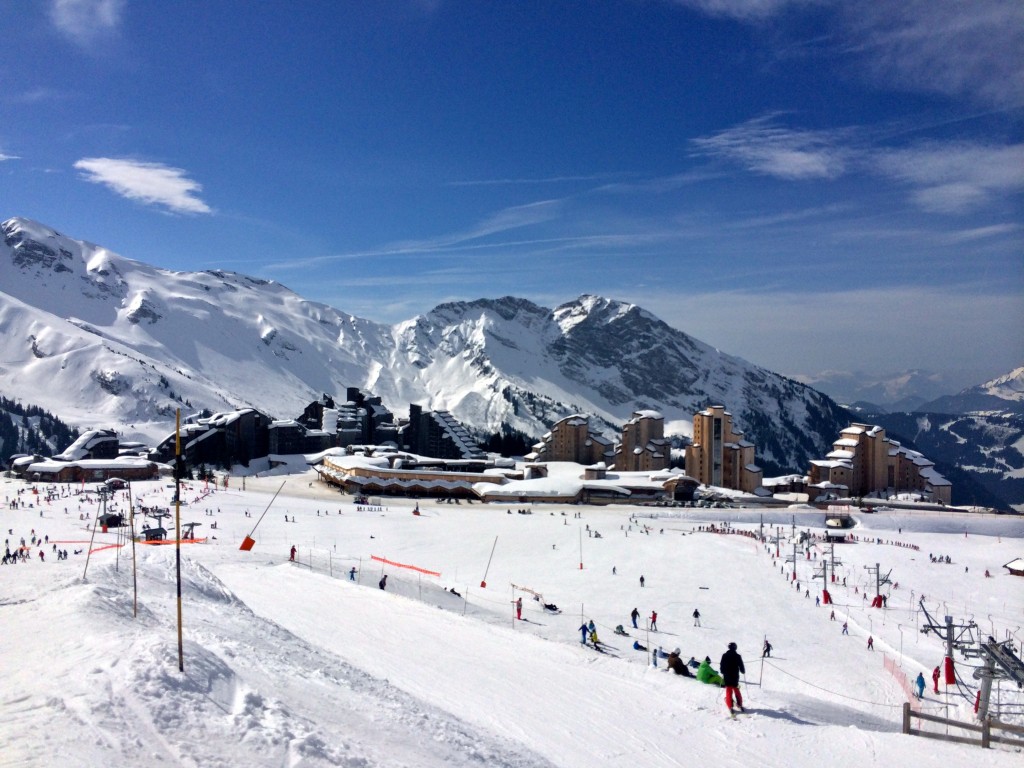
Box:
[370,555,441,577]
[89,543,125,554]
[883,652,921,711]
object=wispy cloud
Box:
[666,0,814,22]
[872,142,1024,213]
[691,116,851,180]
[671,1,1024,109]
[74,157,212,214]
[4,87,70,105]
[0,151,19,162]
[446,172,634,187]
[50,0,125,45]
[841,0,1024,108]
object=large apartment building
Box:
[684,405,763,493]
[808,423,951,504]
[530,410,670,471]
[531,415,613,465]
[613,410,671,472]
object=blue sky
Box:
[1,0,1022,385]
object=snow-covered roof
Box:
[631,410,663,421]
[27,456,154,472]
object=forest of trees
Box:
[0,396,80,466]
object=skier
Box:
[762,639,772,658]
[378,574,388,590]
[932,665,941,693]
[631,607,640,629]
[640,575,645,588]
[650,610,658,631]
[693,608,701,627]
[349,567,357,581]
[915,672,926,700]
[579,622,590,645]
[515,597,523,620]
[867,635,874,650]
[720,642,746,715]
[842,621,849,635]
[289,545,296,562]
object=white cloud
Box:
[74,157,212,214]
[872,143,1024,214]
[0,152,19,161]
[667,0,814,21]
[50,0,125,45]
[691,116,850,180]
[841,0,1024,108]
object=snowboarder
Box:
[867,635,874,650]
[762,639,772,658]
[640,575,645,587]
[631,607,640,629]
[932,665,940,693]
[289,545,296,562]
[693,608,701,627]
[379,574,388,590]
[697,657,723,686]
[915,672,926,700]
[633,640,647,652]
[720,642,746,714]
[515,597,523,620]
[650,610,658,631]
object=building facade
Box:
[613,410,670,472]
[684,406,763,493]
[531,415,613,465]
[808,423,951,504]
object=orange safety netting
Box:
[89,543,125,554]
[370,555,441,577]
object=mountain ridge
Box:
[1,216,848,473]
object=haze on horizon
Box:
[1,0,1021,386]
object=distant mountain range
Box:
[0,216,850,475]
[796,367,1024,416]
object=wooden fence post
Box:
[902,702,911,735]
[982,718,990,749]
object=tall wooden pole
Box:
[175,409,184,672]
[128,480,138,618]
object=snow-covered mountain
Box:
[916,366,1024,416]
[792,368,959,412]
[0,217,849,471]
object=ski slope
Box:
[2,470,1022,767]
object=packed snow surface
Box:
[2,471,1023,767]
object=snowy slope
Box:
[2,472,1022,767]
[0,217,846,470]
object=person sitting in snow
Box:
[633,640,647,652]
[697,656,723,686]
[667,650,693,677]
